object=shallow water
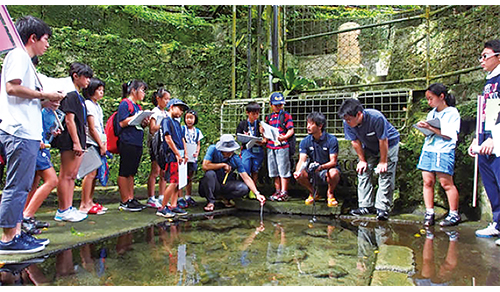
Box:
[1,213,499,286]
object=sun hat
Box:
[215,134,240,152]
[269,92,286,105]
[167,98,189,111]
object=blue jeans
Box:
[0,130,39,228]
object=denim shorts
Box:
[35,148,53,171]
[267,147,291,178]
[417,150,455,176]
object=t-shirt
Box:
[203,144,246,175]
[0,48,43,140]
[343,109,400,154]
[147,106,167,145]
[182,125,204,162]
[480,65,500,143]
[299,131,339,164]
[162,115,184,163]
[85,99,104,146]
[421,106,460,153]
[265,110,294,150]
[53,91,87,150]
[117,98,143,147]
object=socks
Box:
[426,208,434,215]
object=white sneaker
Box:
[147,197,162,208]
[496,238,500,246]
[54,207,88,222]
[475,222,500,238]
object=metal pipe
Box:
[426,5,431,88]
[247,5,252,99]
[232,5,236,99]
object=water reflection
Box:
[0,214,498,286]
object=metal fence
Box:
[220,89,411,139]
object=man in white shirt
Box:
[0,15,64,254]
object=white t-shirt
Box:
[147,106,167,143]
[85,99,105,146]
[0,48,43,140]
[182,125,204,162]
[422,106,461,153]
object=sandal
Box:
[327,197,338,208]
[88,204,106,215]
[222,199,235,208]
[204,203,215,212]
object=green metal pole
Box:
[232,5,236,99]
[426,5,430,88]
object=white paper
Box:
[484,99,500,131]
[492,122,500,157]
[413,118,440,136]
[237,133,263,149]
[128,110,154,126]
[178,162,188,189]
[260,121,281,146]
[77,147,102,179]
[38,74,75,96]
[186,143,198,162]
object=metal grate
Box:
[220,89,411,140]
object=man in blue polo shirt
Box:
[338,98,400,220]
[294,112,341,208]
[199,134,266,212]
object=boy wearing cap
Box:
[199,134,266,212]
[264,92,295,202]
[338,98,400,221]
[156,98,189,218]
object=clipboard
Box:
[77,147,102,179]
[178,162,188,189]
[413,118,440,136]
[128,110,154,126]
[260,121,281,146]
[237,133,263,149]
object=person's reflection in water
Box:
[414,228,458,286]
[116,232,134,256]
[355,221,389,274]
[240,221,265,266]
[266,222,286,285]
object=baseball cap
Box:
[167,98,189,111]
[269,92,286,105]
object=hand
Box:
[73,143,84,157]
[141,116,150,128]
[277,134,287,142]
[99,143,107,156]
[468,138,478,157]
[45,91,65,102]
[376,162,388,174]
[356,161,368,174]
[222,163,231,173]
[308,162,321,173]
[41,100,60,111]
[193,151,199,158]
[480,138,494,155]
[256,193,266,205]
[416,121,430,129]
[293,171,302,180]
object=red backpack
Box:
[105,98,141,154]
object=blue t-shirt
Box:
[299,131,339,164]
[162,116,184,163]
[344,109,400,154]
[117,99,143,147]
[203,144,246,176]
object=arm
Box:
[352,140,367,174]
[293,153,309,179]
[202,159,230,172]
[377,138,389,173]
[65,113,84,156]
[240,172,266,204]
[5,80,64,102]
[320,153,338,172]
[278,127,295,142]
[165,134,182,162]
[149,117,159,135]
[87,115,106,156]
[416,121,451,140]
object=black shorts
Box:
[118,141,142,177]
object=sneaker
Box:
[496,238,500,246]
[24,217,49,229]
[119,199,144,212]
[248,191,256,199]
[147,197,162,209]
[439,213,461,227]
[0,234,45,255]
[54,207,88,222]
[423,213,435,227]
[22,217,42,235]
[475,222,500,238]
[185,197,197,207]
[443,230,459,241]
[130,198,147,210]
[177,198,188,208]
[20,231,50,246]
[156,207,175,218]
[349,207,376,216]
[269,190,282,201]
[270,191,289,202]
[376,209,389,221]
[170,206,188,216]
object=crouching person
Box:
[294,112,341,208]
[199,134,266,211]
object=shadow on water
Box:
[1,212,499,286]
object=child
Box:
[80,77,107,215]
[178,109,204,208]
[156,98,189,218]
[416,83,461,227]
[0,15,63,254]
[146,87,170,208]
[53,62,93,222]
[236,102,265,199]
[117,80,150,212]
[264,92,295,202]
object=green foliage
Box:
[265,59,317,96]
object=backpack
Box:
[151,125,168,170]
[105,98,139,154]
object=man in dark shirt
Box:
[294,112,340,208]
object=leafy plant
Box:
[265,59,316,96]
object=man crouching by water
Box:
[199,134,266,212]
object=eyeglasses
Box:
[478,53,500,62]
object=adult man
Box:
[199,134,266,212]
[0,16,64,254]
[469,40,500,245]
[294,112,341,208]
[338,98,400,220]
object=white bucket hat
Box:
[215,134,240,152]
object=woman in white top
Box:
[416,83,461,227]
[146,87,170,208]
[80,78,107,214]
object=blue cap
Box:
[269,92,285,105]
[167,98,189,111]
